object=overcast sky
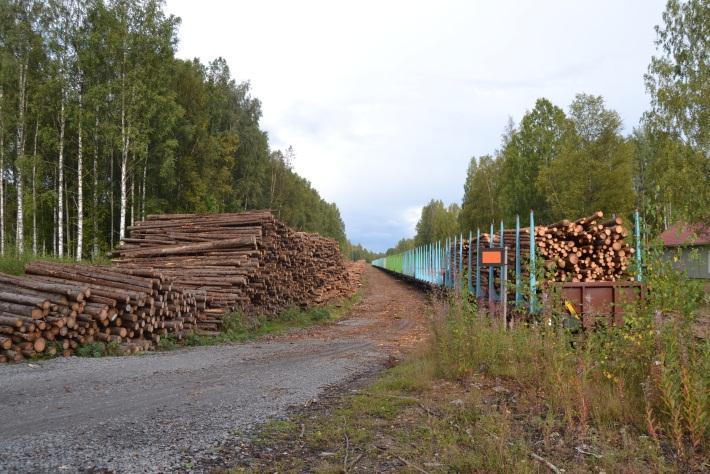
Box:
[165,0,666,252]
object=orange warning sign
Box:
[480,248,504,265]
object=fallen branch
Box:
[395,454,430,474]
[529,452,562,473]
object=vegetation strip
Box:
[224,250,707,473]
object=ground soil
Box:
[0,265,432,473]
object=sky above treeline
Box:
[165,0,667,252]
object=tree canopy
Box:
[0,0,347,260]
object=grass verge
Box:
[227,251,708,473]
[0,251,110,275]
[160,290,364,350]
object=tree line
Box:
[383,0,707,255]
[0,0,347,261]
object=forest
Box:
[388,0,708,257]
[0,0,347,261]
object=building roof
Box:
[660,222,710,247]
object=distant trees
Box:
[458,155,501,232]
[347,242,383,262]
[385,237,415,256]
[0,0,348,258]
[414,199,459,246]
[499,99,566,223]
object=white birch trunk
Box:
[32,120,37,255]
[57,91,65,257]
[110,149,114,249]
[53,206,57,255]
[130,166,134,227]
[119,130,128,242]
[0,86,5,256]
[119,71,128,242]
[64,173,69,258]
[92,107,98,258]
[16,58,28,254]
[141,155,147,221]
[76,89,83,261]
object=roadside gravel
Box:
[0,266,430,473]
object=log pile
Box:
[111,211,356,324]
[0,263,206,363]
[0,210,360,364]
[457,211,634,284]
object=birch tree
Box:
[75,78,83,260]
[0,86,4,256]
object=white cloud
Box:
[166,0,665,251]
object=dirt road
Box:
[0,266,430,473]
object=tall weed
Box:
[432,242,708,464]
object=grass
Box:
[158,290,364,350]
[231,249,708,473]
[0,250,110,275]
[75,340,121,358]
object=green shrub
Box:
[76,342,105,358]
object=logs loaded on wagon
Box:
[0,210,360,363]
[456,211,635,287]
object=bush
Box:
[76,342,105,358]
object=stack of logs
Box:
[0,210,360,364]
[0,262,207,363]
[112,210,355,331]
[457,211,634,285]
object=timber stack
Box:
[0,263,206,363]
[457,211,634,284]
[111,210,354,328]
[0,210,357,364]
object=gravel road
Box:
[0,266,430,473]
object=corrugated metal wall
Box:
[664,246,710,279]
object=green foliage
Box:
[384,237,415,256]
[182,292,361,347]
[76,342,105,358]
[157,334,177,351]
[432,242,708,464]
[346,242,382,262]
[0,0,347,258]
[414,198,459,246]
[499,99,567,223]
[538,94,635,218]
[75,340,121,358]
[459,155,501,232]
[645,0,709,154]
[0,250,86,275]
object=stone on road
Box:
[0,266,429,473]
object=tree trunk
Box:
[53,205,56,255]
[119,72,128,242]
[110,149,114,249]
[16,57,28,254]
[32,120,38,255]
[0,86,5,256]
[130,168,134,227]
[58,92,65,257]
[76,89,83,261]
[64,169,69,259]
[141,154,147,221]
[92,107,98,259]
